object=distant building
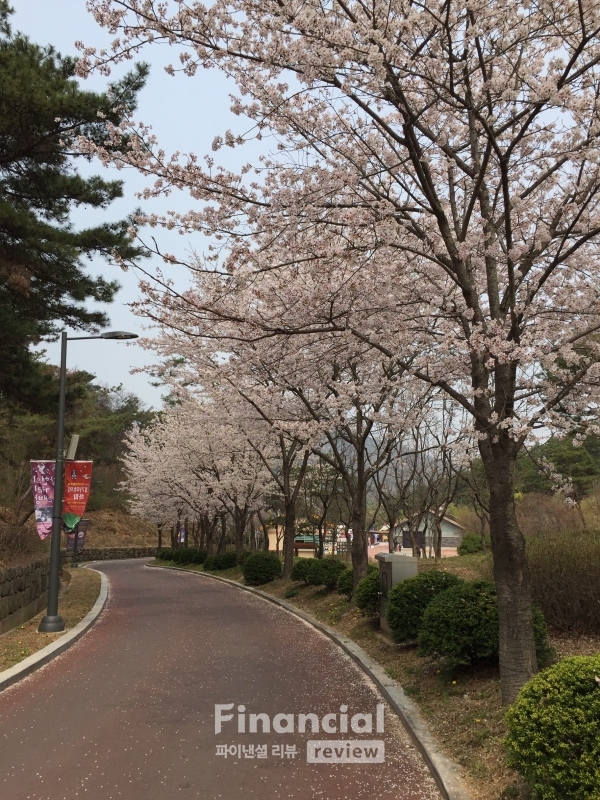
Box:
[390,512,465,550]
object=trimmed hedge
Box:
[157,548,207,565]
[204,551,238,571]
[386,570,464,642]
[457,532,483,555]
[243,551,282,585]
[337,563,377,598]
[505,655,600,800]
[418,580,552,669]
[291,558,313,584]
[355,569,380,616]
[307,557,346,589]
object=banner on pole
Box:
[65,518,89,552]
[30,461,56,540]
[62,462,93,531]
[30,460,93,539]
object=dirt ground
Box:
[0,566,101,672]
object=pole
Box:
[71,521,79,568]
[39,331,67,633]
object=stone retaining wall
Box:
[0,548,156,633]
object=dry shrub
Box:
[527,530,600,633]
[0,524,42,564]
[517,493,584,535]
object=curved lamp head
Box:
[100,331,139,340]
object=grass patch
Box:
[0,567,101,672]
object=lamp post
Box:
[38,330,138,633]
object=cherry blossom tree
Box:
[84,0,600,701]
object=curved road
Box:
[0,561,442,800]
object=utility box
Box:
[375,553,418,634]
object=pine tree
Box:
[0,2,147,410]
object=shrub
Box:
[219,551,238,570]
[337,563,376,598]
[237,551,252,566]
[204,551,238,571]
[243,551,282,585]
[457,532,484,555]
[291,558,313,583]
[157,548,173,561]
[284,586,300,599]
[189,549,207,565]
[386,571,464,642]
[355,569,380,616]
[337,567,354,598]
[418,580,552,669]
[505,655,600,800]
[307,557,346,589]
[527,530,600,633]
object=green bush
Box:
[237,551,252,567]
[307,557,346,589]
[284,586,300,599]
[337,563,376,598]
[203,555,217,570]
[204,551,238,571]
[457,532,484,555]
[355,569,380,616]
[337,567,354,598]
[157,548,173,561]
[386,570,464,642]
[505,655,600,800]
[169,547,207,565]
[291,558,313,583]
[243,551,282,585]
[418,580,552,669]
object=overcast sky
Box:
[12,1,260,408]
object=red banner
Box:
[62,462,93,531]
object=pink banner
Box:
[30,461,56,540]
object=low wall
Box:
[0,547,156,634]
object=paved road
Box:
[0,561,442,800]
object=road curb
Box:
[147,562,472,800]
[0,567,109,693]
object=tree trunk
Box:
[234,511,246,557]
[482,440,537,705]
[157,523,163,552]
[282,499,297,580]
[184,517,189,548]
[350,487,368,590]
[217,516,227,554]
[249,517,257,551]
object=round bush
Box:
[157,548,173,561]
[355,569,380,616]
[386,570,464,642]
[505,655,600,800]
[237,551,252,567]
[291,558,313,583]
[418,580,552,669]
[307,558,346,589]
[337,563,376,598]
[457,532,484,555]
[203,555,217,570]
[218,551,238,570]
[337,567,354,598]
[243,551,282,585]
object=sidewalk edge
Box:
[147,562,472,800]
[0,567,109,693]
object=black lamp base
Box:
[38,614,65,633]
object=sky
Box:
[12,0,262,409]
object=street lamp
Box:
[38,329,138,633]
